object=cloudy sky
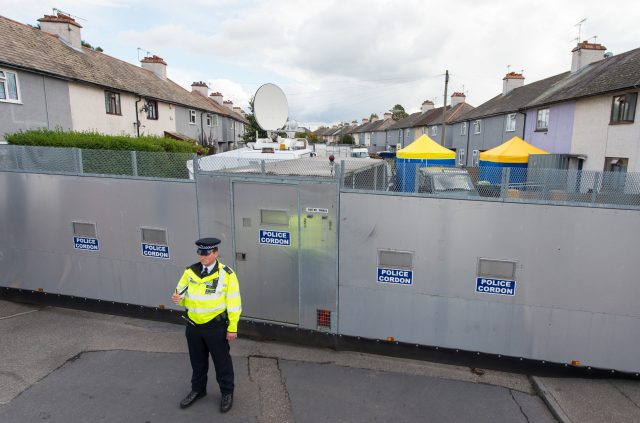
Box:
[2,0,639,128]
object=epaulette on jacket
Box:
[223,265,233,274]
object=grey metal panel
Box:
[232,181,299,324]
[0,70,72,141]
[0,172,197,308]
[298,182,338,330]
[338,192,640,372]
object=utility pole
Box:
[441,70,449,146]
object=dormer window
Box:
[0,69,21,103]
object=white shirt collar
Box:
[203,261,218,274]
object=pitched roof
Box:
[453,72,570,122]
[526,47,640,107]
[386,111,425,130]
[412,102,475,127]
[0,15,244,122]
[372,117,398,132]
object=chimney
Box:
[421,100,434,112]
[383,112,393,120]
[571,41,607,73]
[209,92,223,105]
[223,100,233,109]
[191,81,209,97]
[233,106,243,115]
[352,120,358,125]
[502,72,525,96]
[361,118,369,124]
[140,55,168,80]
[371,114,380,121]
[38,13,82,50]
[450,92,466,107]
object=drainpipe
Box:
[464,120,471,166]
[200,111,204,146]
[135,96,142,137]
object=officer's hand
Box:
[171,293,182,304]
[226,332,237,341]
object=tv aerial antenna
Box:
[574,18,587,43]
[253,83,289,140]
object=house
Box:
[411,93,475,148]
[450,72,568,166]
[0,13,246,150]
[385,102,431,149]
[368,112,397,151]
[523,42,640,172]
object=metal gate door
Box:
[233,182,299,324]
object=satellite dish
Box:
[253,83,288,132]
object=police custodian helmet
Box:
[196,237,221,256]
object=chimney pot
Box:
[450,92,466,107]
[502,72,525,95]
[140,55,168,79]
[209,92,224,105]
[421,100,435,112]
[571,41,607,73]
[191,81,209,96]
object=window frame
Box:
[104,90,122,115]
[536,108,550,131]
[0,69,21,103]
[431,125,438,136]
[146,100,158,120]
[189,109,197,125]
[473,119,482,134]
[206,114,212,127]
[505,113,517,132]
[610,92,637,124]
[460,122,467,136]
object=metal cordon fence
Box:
[2,145,639,210]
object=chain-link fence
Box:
[0,145,194,180]
[2,145,639,209]
[340,160,640,209]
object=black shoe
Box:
[179,390,206,409]
[220,393,233,413]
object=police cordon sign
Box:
[377,268,413,285]
[259,229,291,246]
[142,243,170,259]
[74,236,99,251]
[475,277,516,296]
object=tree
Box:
[390,104,408,121]
[240,96,267,143]
[339,134,354,144]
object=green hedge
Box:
[5,129,201,153]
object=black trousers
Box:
[185,319,234,394]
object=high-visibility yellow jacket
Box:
[175,261,242,332]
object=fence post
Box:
[414,166,421,193]
[591,172,600,203]
[500,167,511,201]
[261,160,266,175]
[340,160,346,188]
[131,151,138,176]
[75,148,84,174]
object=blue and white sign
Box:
[377,268,413,285]
[142,243,170,259]
[259,229,291,246]
[476,278,516,296]
[74,236,99,251]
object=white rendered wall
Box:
[571,95,640,171]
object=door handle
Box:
[236,252,247,261]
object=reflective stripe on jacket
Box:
[175,261,242,331]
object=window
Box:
[610,93,637,124]
[478,258,516,280]
[189,110,196,124]
[206,114,212,126]
[378,249,413,270]
[472,150,481,166]
[457,148,466,166]
[536,108,549,131]
[73,221,97,238]
[211,114,219,126]
[146,100,158,120]
[431,126,438,136]
[104,91,121,115]
[473,120,482,134]
[505,113,516,132]
[0,69,20,102]
[260,209,289,226]
[141,227,167,245]
[460,122,467,136]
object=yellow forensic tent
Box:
[397,134,456,159]
[479,136,549,164]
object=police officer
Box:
[171,237,242,413]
